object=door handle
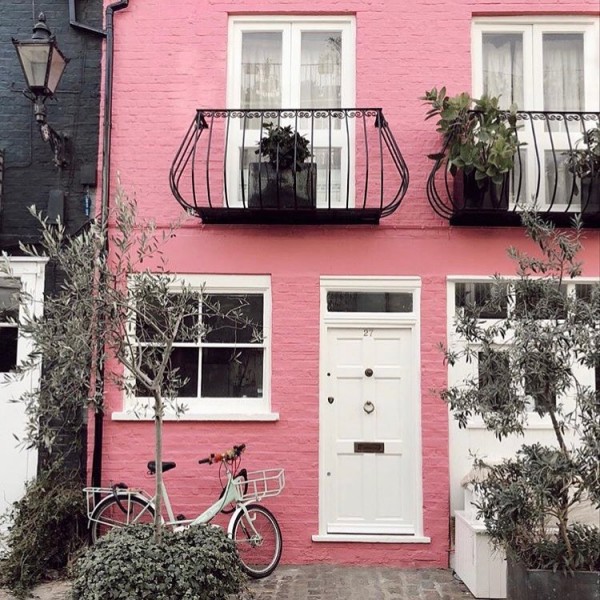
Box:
[328,397,334,404]
[365,368,373,377]
[363,401,375,414]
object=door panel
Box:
[324,326,416,535]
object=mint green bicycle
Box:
[83,444,284,578]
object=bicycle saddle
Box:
[147,461,176,474]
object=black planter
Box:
[453,170,510,210]
[248,162,317,209]
[507,558,600,600]
[580,175,600,214]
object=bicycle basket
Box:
[234,469,285,502]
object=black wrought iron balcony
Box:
[426,111,600,228]
[170,108,408,225]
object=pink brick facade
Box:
[97,0,600,567]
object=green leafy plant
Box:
[0,468,86,598]
[422,87,522,186]
[71,524,248,600]
[441,213,600,573]
[564,125,600,193]
[256,122,311,169]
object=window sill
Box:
[466,419,554,430]
[311,534,431,544]
[111,411,280,422]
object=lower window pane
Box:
[0,328,18,372]
[135,347,199,398]
[201,348,263,398]
[170,347,200,397]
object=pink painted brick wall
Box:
[98,0,600,567]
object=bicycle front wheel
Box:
[231,504,282,578]
[90,494,155,543]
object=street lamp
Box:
[13,13,71,167]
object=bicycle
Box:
[83,443,284,578]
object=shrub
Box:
[0,469,86,598]
[71,524,248,600]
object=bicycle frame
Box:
[133,470,245,528]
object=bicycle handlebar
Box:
[198,443,246,465]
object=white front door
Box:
[323,325,418,535]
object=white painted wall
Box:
[0,258,46,540]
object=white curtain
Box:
[543,34,584,204]
[482,33,524,109]
[240,32,282,109]
[300,32,342,109]
[543,33,584,112]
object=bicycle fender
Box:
[227,504,248,537]
[90,492,154,527]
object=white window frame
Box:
[113,274,277,422]
[472,16,600,210]
[0,258,46,382]
[227,16,356,111]
[0,277,20,374]
[226,16,356,209]
[447,276,599,430]
[472,17,600,111]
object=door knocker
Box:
[363,401,375,415]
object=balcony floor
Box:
[449,210,600,228]
[197,207,382,225]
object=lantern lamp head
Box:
[12,14,71,167]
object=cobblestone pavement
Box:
[249,566,475,599]
[0,566,474,599]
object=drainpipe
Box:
[69,0,130,489]
[90,0,130,490]
[101,0,129,231]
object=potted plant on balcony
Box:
[248,122,316,209]
[441,213,600,600]
[422,87,522,210]
[564,125,600,215]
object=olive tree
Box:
[441,213,600,572]
[0,189,245,588]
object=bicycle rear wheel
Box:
[231,504,282,578]
[90,494,155,543]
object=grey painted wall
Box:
[0,0,103,250]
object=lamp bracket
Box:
[33,97,70,168]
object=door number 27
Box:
[363,328,373,337]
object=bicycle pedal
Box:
[176,514,187,521]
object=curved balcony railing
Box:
[426,111,600,227]
[170,108,408,225]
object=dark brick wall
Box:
[1,1,103,477]
[0,0,103,250]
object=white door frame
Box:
[314,276,428,543]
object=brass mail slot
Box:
[354,442,384,454]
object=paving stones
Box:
[248,566,475,600]
[0,566,474,600]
